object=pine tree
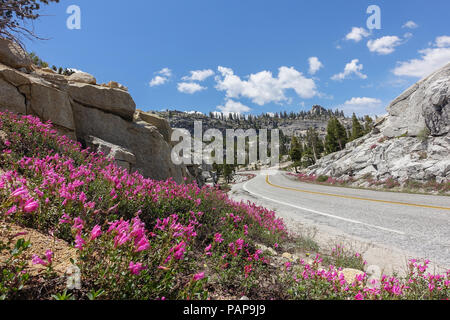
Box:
[325,118,339,154]
[0,0,60,45]
[305,127,323,162]
[325,117,347,154]
[302,147,315,167]
[223,164,234,184]
[335,118,348,149]
[289,136,303,173]
[350,113,364,141]
[363,115,374,134]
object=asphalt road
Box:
[233,171,450,269]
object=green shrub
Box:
[0,236,32,300]
[417,127,431,142]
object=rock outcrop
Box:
[0,39,189,183]
[134,110,173,143]
[68,82,136,121]
[68,71,97,85]
[0,39,32,71]
[383,63,450,138]
[308,63,450,183]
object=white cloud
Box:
[308,57,323,75]
[331,59,367,81]
[402,21,418,29]
[158,68,172,77]
[404,32,413,39]
[338,97,383,116]
[149,76,168,87]
[215,66,317,106]
[177,82,207,94]
[436,36,450,48]
[217,99,251,115]
[367,36,402,55]
[345,27,370,42]
[182,69,214,82]
[393,36,450,78]
[149,68,172,87]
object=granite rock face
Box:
[68,72,97,85]
[308,63,450,183]
[382,63,450,138]
[0,39,32,71]
[68,82,136,121]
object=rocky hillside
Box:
[156,105,353,140]
[308,63,450,184]
[0,39,188,183]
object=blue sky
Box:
[24,0,450,117]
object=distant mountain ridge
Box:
[154,106,354,140]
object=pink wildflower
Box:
[244,265,252,278]
[23,199,39,213]
[285,262,292,271]
[235,238,244,250]
[74,233,86,251]
[205,244,212,256]
[10,186,28,198]
[214,233,224,243]
[135,237,150,252]
[32,254,48,266]
[354,292,364,300]
[5,205,17,216]
[193,272,205,281]
[129,262,145,275]
[45,250,53,265]
[172,241,187,260]
[90,225,102,240]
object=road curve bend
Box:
[235,171,450,269]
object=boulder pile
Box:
[0,39,191,183]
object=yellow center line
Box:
[265,175,450,211]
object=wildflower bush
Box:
[0,111,286,299]
[316,175,329,183]
[282,255,449,300]
[323,244,367,271]
[0,111,448,300]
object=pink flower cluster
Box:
[288,254,449,300]
[32,250,53,267]
[1,184,39,214]
[107,217,150,252]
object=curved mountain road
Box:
[230,171,450,271]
